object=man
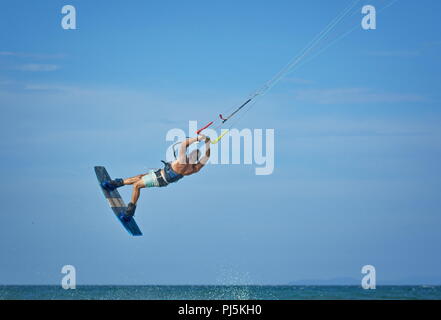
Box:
[101,135,211,220]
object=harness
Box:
[154,169,168,187]
[156,161,184,186]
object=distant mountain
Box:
[380,276,441,286]
[288,277,359,286]
[288,276,441,286]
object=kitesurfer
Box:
[101,135,211,219]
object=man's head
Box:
[188,149,201,164]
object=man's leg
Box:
[125,179,146,217]
[123,173,146,186]
[102,173,148,192]
[130,180,145,205]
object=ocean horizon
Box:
[1,285,440,300]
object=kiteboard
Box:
[94,166,142,236]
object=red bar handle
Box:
[196,121,213,135]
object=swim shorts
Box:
[141,170,161,188]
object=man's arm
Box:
[178,136,204,164]
[194,137,211,171]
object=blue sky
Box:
[1,0,441,285]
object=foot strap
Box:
[126,202,137,217]
[112,178,124,188]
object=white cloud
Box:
[0,51,65,59]
[23,84,67,91]
[0,79,15,86]
[282,77,315,85]
[367,50,419,58]
[278,116,440,138]
[293,88,426,104]
[15,64,60,72]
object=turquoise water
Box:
[1,285,441,300]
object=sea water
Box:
[1,285,441,300]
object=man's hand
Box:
[197,134,209,142]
